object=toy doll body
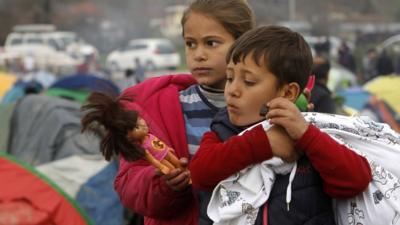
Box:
[142,134,170,161]
[128,117,183,174]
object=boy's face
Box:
[225,54,284,127]
[183,12,235,90]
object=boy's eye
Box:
[244,80,256,86]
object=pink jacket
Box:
[114,74,198,225]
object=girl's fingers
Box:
[165,169,190,186]
[171,176,191,191]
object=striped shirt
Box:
[180,85,225,158]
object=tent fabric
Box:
[21,70,57,88]
[50,74,120,95]
[8,94,100,165]
[0,72,17,101]
[336,87,400,132]
[0,103,15,152]
[44,87,90,103]
[37,154,109,198]
[1,80,44,105]
[336,87,371,111]
[0,152,92,225]
[364,75,400,115]
[76,160,125,225]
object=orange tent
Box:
[0,72,17,100]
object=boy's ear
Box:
[282,82,301,102]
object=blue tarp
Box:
[76,160,124,225]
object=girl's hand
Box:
[267,97,309,140]
[156,158,191,191]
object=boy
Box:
[189,26,372,225]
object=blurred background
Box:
[0,1,399,225]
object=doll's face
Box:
[128,118,149,141]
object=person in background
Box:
[133,58,146,83]
[362,48,378,82]
[338,41,356,73]
[310,56,336,113]
[376,49,394,76]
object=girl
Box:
[112,1,255,225]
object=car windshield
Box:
[26,37,44,44]
[9,37,22,45]
[156,43,175,54]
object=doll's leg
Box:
[164,151,192,184]
[160,159,175,170]
[144,150,170,174]
[164,151,182,168]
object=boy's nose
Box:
[227,84,240,98]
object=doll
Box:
[127,117,182,174]
[81,92,184,174]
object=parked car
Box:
[3,24,98,74]
[106,38,181,72]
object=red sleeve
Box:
[189,125,273,191]
[296,124,372,198]
[114,157,195,219]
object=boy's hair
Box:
[227,25,313,91]
[181,0,255,39]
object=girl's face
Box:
[183,12,235,90]
[225,54,285,127]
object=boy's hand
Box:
[267,97,309,140]
[156,158,191,191]
[266,125,298,162]
[303,88,315,111]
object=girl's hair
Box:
[81,92,145,161]
[181,0,255,39]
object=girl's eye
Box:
[185,41,196,48]
[206,40,219,47]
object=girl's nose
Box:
[194,47,207,61]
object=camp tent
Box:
[0,72,17,101]
[7,94,100,165]
[364,75,400,115]
[0,152,92,225]
[337,87,400,132]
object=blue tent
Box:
[50,74,120,95]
